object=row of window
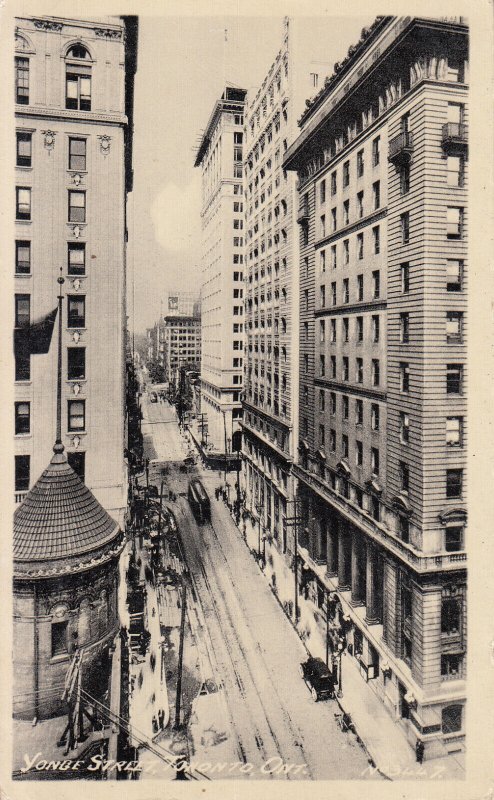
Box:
[15,294,86,329]
[16,132,88,170]
[16,47,93,110]
[316,311,464,344]
[318,271,381,306]
[15,451,85,491]
[15,400,86,434]
[16,187,87,223]
[15,241,86,276]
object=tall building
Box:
[14,15,137,524]
[284,16,468,759]
[194,86,247,454]
[242,17,333,563]
[160,314,201,387]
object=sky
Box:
[128,13,373,333]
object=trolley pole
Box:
[174,581,187,730]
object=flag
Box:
[14,307,58,359]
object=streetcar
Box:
[188,478,211,524]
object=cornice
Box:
[15,105,127,126]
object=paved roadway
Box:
[141,392,378,780]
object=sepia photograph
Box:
[2,2,493,795]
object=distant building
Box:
[160,314,201,387]
[14,15,137,524]
[284,16,468,760]
[164,289,201,319]
[194,86,247,454]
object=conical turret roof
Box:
[14,449,122,578]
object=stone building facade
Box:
[284,16,468,759]
[14,15,137,524]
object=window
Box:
[441,654,463,679]
[371,495,380,522]
[343,240,349,265]
[67,347,85,380]
[15,455,30,491]
[447,364,463,394]
[319,424,325,446]
[15,345,30,381]
[320,214,326,238]
[446,417,463,446]
[400,462,409,492]
[356,358,363,383]
[330,429,336,451]
[331,207,337,232]
[357,149,364,177]
[331,356,336,378]
[68,451,85,482]
[16,131,32,167]
[372,270,380,298]
[401,212,410,244]
[68,399,86,431]
[51,620,68,657]
[447,260,463,291]
[68,242,85,275]
[342,161,349,187]
[304,289,309,311]
[320,179,326,204]
[319,390,325,412]
[343,200,349,226]
[304,354,309,374]
[16,187,31,220]
[66,46,92,110]
[446,469,463,498]
[371,447,379,475]
[331,282,337,305]
[357,190,364,218]
[373,227,380,255]
[400,362,410,392]
[68,190,86,223]
[400,164,410,194]
[400,412,410,443]
[442,705,462,734]
[372,359,380,386]
[320,285,326,307]
[342,434,349,458]
[357,232,364,260]
[356,399,363,425]
[320,250,326,273]
[373,181,380,209]
[15,57,29,104]
[15,402,30,434]
[67,295,85,328]
[446,311,463,342]
[371,404,379,431]
[441,598,461,635]
[357,274,364,301]
[356,316,363,341]
[342,395,349,419]
[319,319,326,343]
[330,392,336,414]
[69,137,86,171]
[331,319,337,342]
[331,244,337,269]
[342,357,349,381]
[331,170,337,195]
[447,207,463,239]
[320,354,325,377]
[445,525,463,552]
[372,136,380,166]
[342,318,348,342]
[401,262,410,293]
[15,241,31,274]
[400,312,410,343]
[353,440,362,468]
[15,294,30,327]
[343,278,349,304]
[371,315,380,343]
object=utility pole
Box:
[174,581,187,730]
[222,409,228,487]
[286,499,301,623]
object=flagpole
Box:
[54,272,65,455]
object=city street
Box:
[140,392,378,780]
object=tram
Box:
[188,478,211,524]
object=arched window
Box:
[442,704,462,734]
[65,43,92,111]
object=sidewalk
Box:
[212,492,465,782]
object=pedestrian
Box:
[158,709,164,729]
[152,606,156,617]
[152,715,158,734]
[150,651,156,671]
[415,739,425,764]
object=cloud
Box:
[150,177,201,253]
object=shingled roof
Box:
[14,447,121,572]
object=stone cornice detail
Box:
[33,19,63,31]
[15,105,127,126]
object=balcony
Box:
[441,123,468,153]
[388,131,414,165]
[15,490,28,504]
[297,198,309,224]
